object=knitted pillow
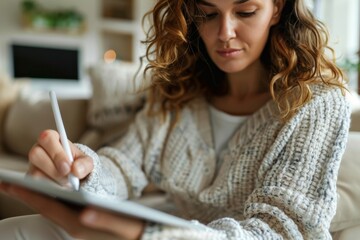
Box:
[83,61,146,149]
[87,61,146,130]
[0,74,27,151]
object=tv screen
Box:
[10,44,80,81]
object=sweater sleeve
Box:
[141,88,351,239]
[241,89,351,239]
[78,103,171,200]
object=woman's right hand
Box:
[28,129,94,186]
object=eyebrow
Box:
[197,0,250,7]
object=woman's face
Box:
[197,0,283,74]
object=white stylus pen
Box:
[49,91,80,191]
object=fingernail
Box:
[82,210,97,224]
[40,131,48,139]
[59,162,70,175]
[76,163,85,176]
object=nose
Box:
[218,14,236,43]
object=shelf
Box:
[99,0,154,64]
[100,19,137,35]
[20,24,86,36]
[102,0,133,20]
[20,3,86,35]
[101,31,133,62]
[9,31,85,49]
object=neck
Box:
[226,60,269,99]
[209,60,272,116]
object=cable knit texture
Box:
[79,84,350,239]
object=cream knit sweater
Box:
[79,84,351,239]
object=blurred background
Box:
[310,0,360,93]
[0,0,358,97]
[0,0,153,98]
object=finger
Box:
[80,208,145,239]
[27,166,69,186]
[69,143,94,179]
[28,144,66,180]
[37,130,72,176]
[72,156,94,179]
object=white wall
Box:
[309,0,359,90]
[318,0,359,60]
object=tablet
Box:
[0,169,199,229]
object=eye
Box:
[237,11,256,17]
[204,12,218,20]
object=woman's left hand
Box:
[0,183,145,240]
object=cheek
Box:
[198,23,217,45]
[244,16,273,42]
[198,27,206,42]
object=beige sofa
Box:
[0,94,89,218]
[1,78,360,237]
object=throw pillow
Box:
[84,61,146,149]
[0,73,28,151]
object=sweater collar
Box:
[187,97,279,149]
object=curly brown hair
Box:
[141,0,346,121]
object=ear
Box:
[270,0,285,26]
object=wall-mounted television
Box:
[10,43,80,81]
[8,42,90,97]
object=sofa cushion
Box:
[81,61,146,149]
[331,132,360,232]
[0,75,27,151]
[350,110,360,131]
[87,61,145,130]
[3,94,88,157]
[0,153,28,172]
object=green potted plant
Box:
[20,0,85,34]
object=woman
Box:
[0,0,350,239]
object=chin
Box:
[212,56,256,74]
[216,63,247,74]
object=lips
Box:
[216,48,242,57]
